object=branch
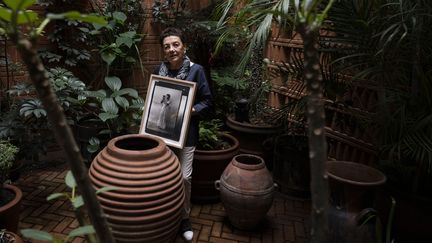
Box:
[14,37,115,243]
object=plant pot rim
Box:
[195,133,239,154]
[327,161,386,186]
[0,184,23,212]
[107,134,165,154]
[232,154,265,170]
[226,114,281,134]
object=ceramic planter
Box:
[89,134,184,243]
[0,184,23,233]
[226,115,280,169]
[216,154,274,230]
[192,133,239,203]
[327,161,386,243]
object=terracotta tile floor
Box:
[14,152,311,243]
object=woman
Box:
[157,94,171,130]
[155,27,213,241]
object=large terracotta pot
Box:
[226,115,280,169]
[216,154,274,230]
[89,134,184,243]
[327,161,386,243]
[0,184,22,233]
[192,133,239,203]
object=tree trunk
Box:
[299,25,329,243]
[15,38,115,243]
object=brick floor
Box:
[14,153,311,243]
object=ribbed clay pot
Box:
[89,134,184,243]
[216,154,274,230]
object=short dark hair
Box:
[160,27,185,45]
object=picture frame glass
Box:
[139,75,196,148]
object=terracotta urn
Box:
[0,184,23,233]
[216,154,274,230]
[89,134,184,243]
[327,161,386,243]
[192,133,239,203]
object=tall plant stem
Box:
[299,25,329,243]
[14,38,115,243]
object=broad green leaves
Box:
[21,226,96,243]
[3,0,36,11]
[47,11,106,25]
[85,76,143,123]
[105,76,122,91]
[0,7,38,24]
[0,0,107,37]
[21,229,54,241]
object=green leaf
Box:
[72,195,84,209]
[47,11,107,25]
[4,0,36,11]
[125,56,136,63]
[105,76,122,91]
[98,112,118,122]
[67,225,95,238]
[101,97,119,114]
[47,193,67,201]
[16,10,38,24]
[112,11,127,23]
[115,96,129,110]
[0,8,12,22]
[96,186,118,194]
[85,90,106,99]
[116,88,139,98]
[65,170,77,188]
[87,136,100,153]
[119,31,137,38]
[21,229,53,241]
[116,36,133,48]
[0,7,12,22]
[101,51,116,66]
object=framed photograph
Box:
[139,74,197,148]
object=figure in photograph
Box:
[155,27,213,241]
[157,94,171,130]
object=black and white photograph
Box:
[140,74,196,148]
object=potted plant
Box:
[191,119,239,203]
[82,76,144,159]
[1,67,91,162]
[212,65,281,162]
[0,140,22,234]
[322,2,432,241]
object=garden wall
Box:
[264,26,379,165]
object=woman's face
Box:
[162,35,186,69]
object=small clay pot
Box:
[216,154,274,230]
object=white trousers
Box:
[172,146,195,218]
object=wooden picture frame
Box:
[139,74,197,148]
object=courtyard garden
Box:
[0,0,431,242]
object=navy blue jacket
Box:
[153,63,213,146]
